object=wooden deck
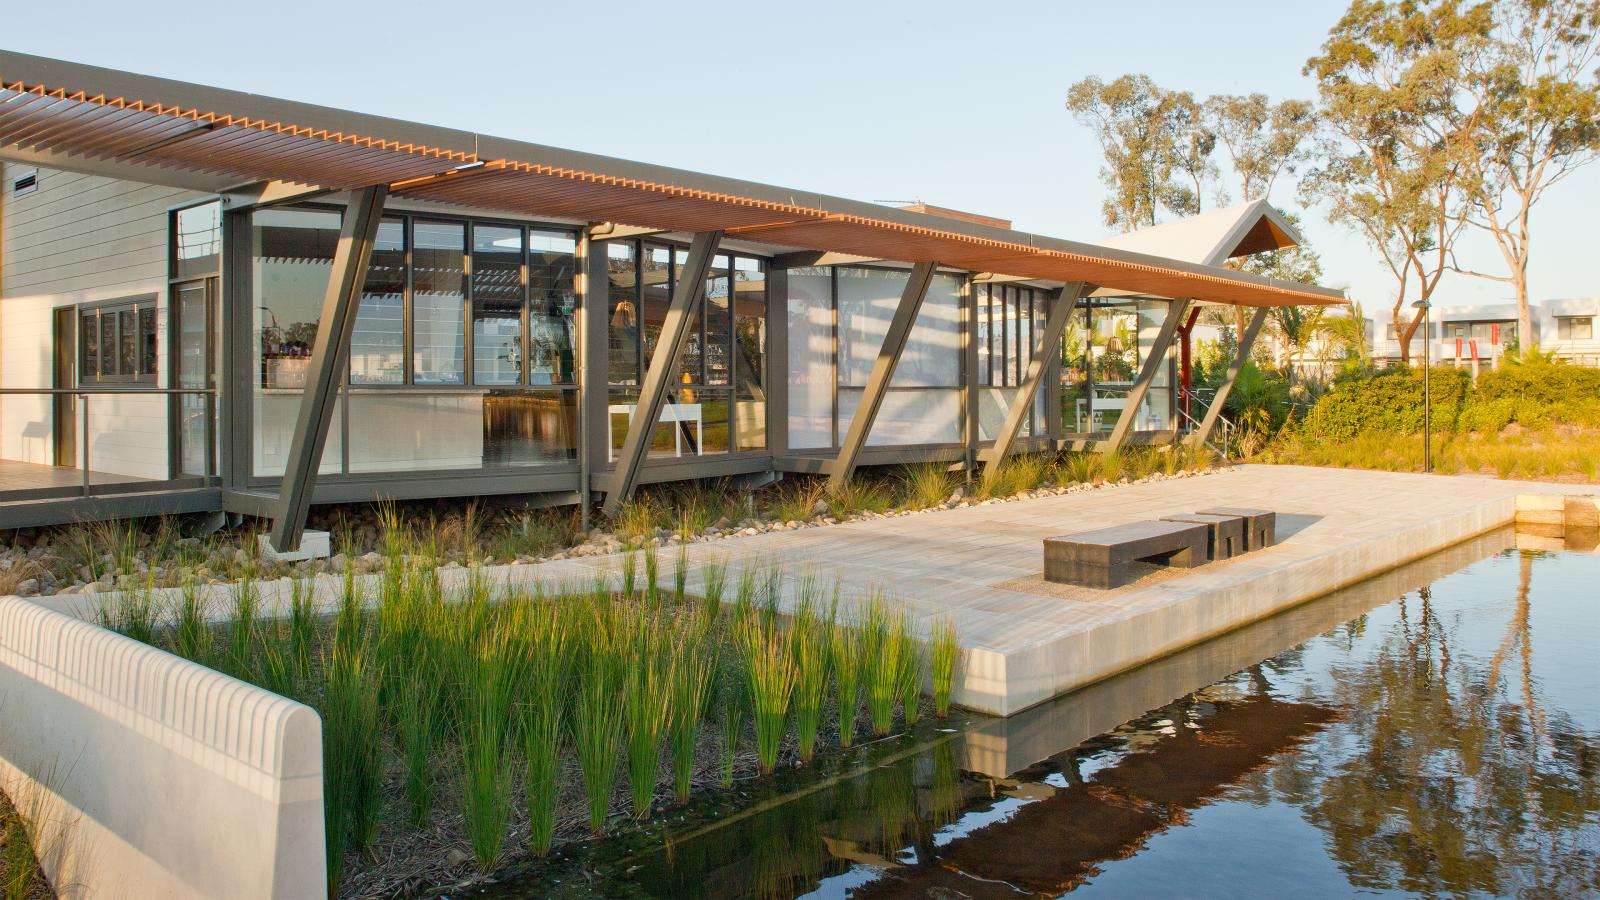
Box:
[0,459,149,494]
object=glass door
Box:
[174,279,216,476]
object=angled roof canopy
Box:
[1094,200,1305,265]
[1091,200,1312,300]
[0,50,1344,308]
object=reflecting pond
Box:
[479,529,1600,898]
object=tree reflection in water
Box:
[1299,551,1600,897]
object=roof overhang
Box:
[0,50,1344,308]
[1089,200,1321,302]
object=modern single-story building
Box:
[0,51,1343,546]
[1369,299,1600,368]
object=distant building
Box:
[1367,299,1599,368]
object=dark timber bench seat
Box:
[1044,520,1210,589]
[1160,513,1247,561]
[1194,507,1277,551]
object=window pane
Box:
[786,267,834,450]
[976,285,994,387]
[98,312,116,377]
[412,220,465,385]
[836,267,908,387]
[607,242,640,385]
[118,309,137,377]
[351,218,406,385]
[174,201,222,279]
[138,305,157,377]
[891,273,962,388]
[641,244,672,364]
[696,254,732,386]
[79,313,97,382]
[252,207,343,477]
[529,229,577,385]
[484,389,577,465]
[472,224,524,386]
[733,257,766,451]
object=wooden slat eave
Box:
[0,77,1344,308]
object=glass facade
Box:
[604,238,767,460]
[975,283,1047,440]
[235,198,1188,490]
[249,205,578,479]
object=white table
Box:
[607,402,703,461]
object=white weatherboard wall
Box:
[0,164,204,479]
[0,597,324,899]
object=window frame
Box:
[1558,316,1593,342]
[76,294,159,386]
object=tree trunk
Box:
[1514,226,1533,354]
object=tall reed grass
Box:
[89,525,964,892]
[741,618,796,775]
[931,617,960,719]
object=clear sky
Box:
[9,0,1595,315]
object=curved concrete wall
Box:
[0,596,323,899]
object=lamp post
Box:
[1412,298,1432,473]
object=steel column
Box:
[827,261,938,491]
[981,282,1087,479]
[1104,296,1192,452]
[267,185,387,552]
[601,230,722,517]
[1186,306,1268,451]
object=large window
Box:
[604,239,767,458]
[350,218,406,385]
[975,283,1046,440]
[249,205,579,478]
[412,220,466,385]
[786,265,964,449]
[1557,316,1593,341]
[78,296,158,385]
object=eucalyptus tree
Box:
[1205,93,1319,202]
[1301,0,1485,365]
[1066,74,1215,230]
[1451,0,1600,352]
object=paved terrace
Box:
[543,465,1589,715]
[24,465,1591,717]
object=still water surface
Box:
[487,531,1599,898]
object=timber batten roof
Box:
[0,50,1343,307]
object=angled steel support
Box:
[981,282,1089,479]
[1186,306,1268,451]
[1103,296,1193,452]
[601,230,723,517]
[827,261,938,491]
[268,184,388,552]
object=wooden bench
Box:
[1194,507,1276,551]
[1160,513,1246,561]
[1044,520,1210,589]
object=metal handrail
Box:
[0,387,217,499]
[1175,387,1234,457]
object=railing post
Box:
[80,393,90,498]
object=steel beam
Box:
[981,282,1088,479]
[827,261,938,491]
[587,222,666,241]
[601,230,723,517]
[267,184,387,552]
[1103,296,1192,452]
[1186,306,1268,451]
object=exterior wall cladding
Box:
[2,165,1106,522]
[1,163,204,479]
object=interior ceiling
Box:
[0,68,1344,308]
